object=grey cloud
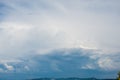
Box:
[0,1,119,79]
[0,48,119,79]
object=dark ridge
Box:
[27,78,117,80]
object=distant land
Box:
[28,77,117,80]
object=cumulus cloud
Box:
[4,63,14,71]
[97,54,120,71]
[0,58,31,73]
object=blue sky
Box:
[0,0,120,79]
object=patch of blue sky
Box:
[84,1,120,15]
[0,3,6,21]
[0,2,13,21]
[15,0,55,15]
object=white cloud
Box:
[97,55,120,71]
[24,66,29,71]
[0,58,32,73]
[81,64,95,70]
[4,63,14,71]
[0,0,120,72]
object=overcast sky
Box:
[0,0,120,79]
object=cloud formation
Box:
[0,0,120,57]
[0,0,120,79]
[0,48,119,79]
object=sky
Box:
[0,0,120,79]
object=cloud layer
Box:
[0,0,120,79]
[0,0,120,56]
[0,48,119,79]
